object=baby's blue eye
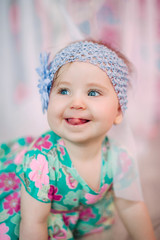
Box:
[59,89,69,95]
[88,90,100,96]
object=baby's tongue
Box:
[67,118,87,125]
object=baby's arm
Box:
[115,197,156,240]
[19,184,51,240]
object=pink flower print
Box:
[119,152,132,174]
[0,173,20,191]
[96,216,108,225]
[29,154,49,189]
[0,223,10,240]
[66,173,78,189]
[59,146,65,156]
[3,192,20,215]
[48,185,62,201]
[51,225,67,239]
[14,147,27,164]
[85,184,109,204]
[57,139,65,146]
[12,143,20,152]
[88,226,104,235]
[62,214,70,226]
[79,208,95,221]
[57,139,66,157]
[26,136,34,144]
[68,215,78,224]
[4,160,13,166]
[62,213,79,226]
[33,135,52,151]
[102,146,107,152]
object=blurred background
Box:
[0,0,160,238]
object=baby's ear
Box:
[114,105,123,125]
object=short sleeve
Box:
[16,149,51,203]
[110,144,143,201]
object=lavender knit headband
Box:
[36,41,129,113]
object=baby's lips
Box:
[66,118,89,125]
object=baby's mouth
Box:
[65,118,90,125]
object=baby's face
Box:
[47,62,122,145]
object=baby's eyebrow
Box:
[55,81,71,87]
[86,83,109,90]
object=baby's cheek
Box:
[49,112,62,130]
[47,109,56,127]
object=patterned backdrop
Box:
[0,0,160,151]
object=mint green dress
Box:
[0,130,135,240]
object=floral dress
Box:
[0,130,135,240]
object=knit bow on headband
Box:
[36,41,129,113]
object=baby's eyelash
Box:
[88,89,102,96]
[57,88,70,95]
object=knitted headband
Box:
[36,41,129,113]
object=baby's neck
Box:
[63,137,104,163]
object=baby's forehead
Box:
[52,61,113,91]
[53,61,109,84]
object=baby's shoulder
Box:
[107,137,135,174]
[107,137,131,155]
[19,130,62,166]
[28,130,61,154]
[17,131,62,173]
[107,137,134,167]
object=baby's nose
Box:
[70,97,86,110]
